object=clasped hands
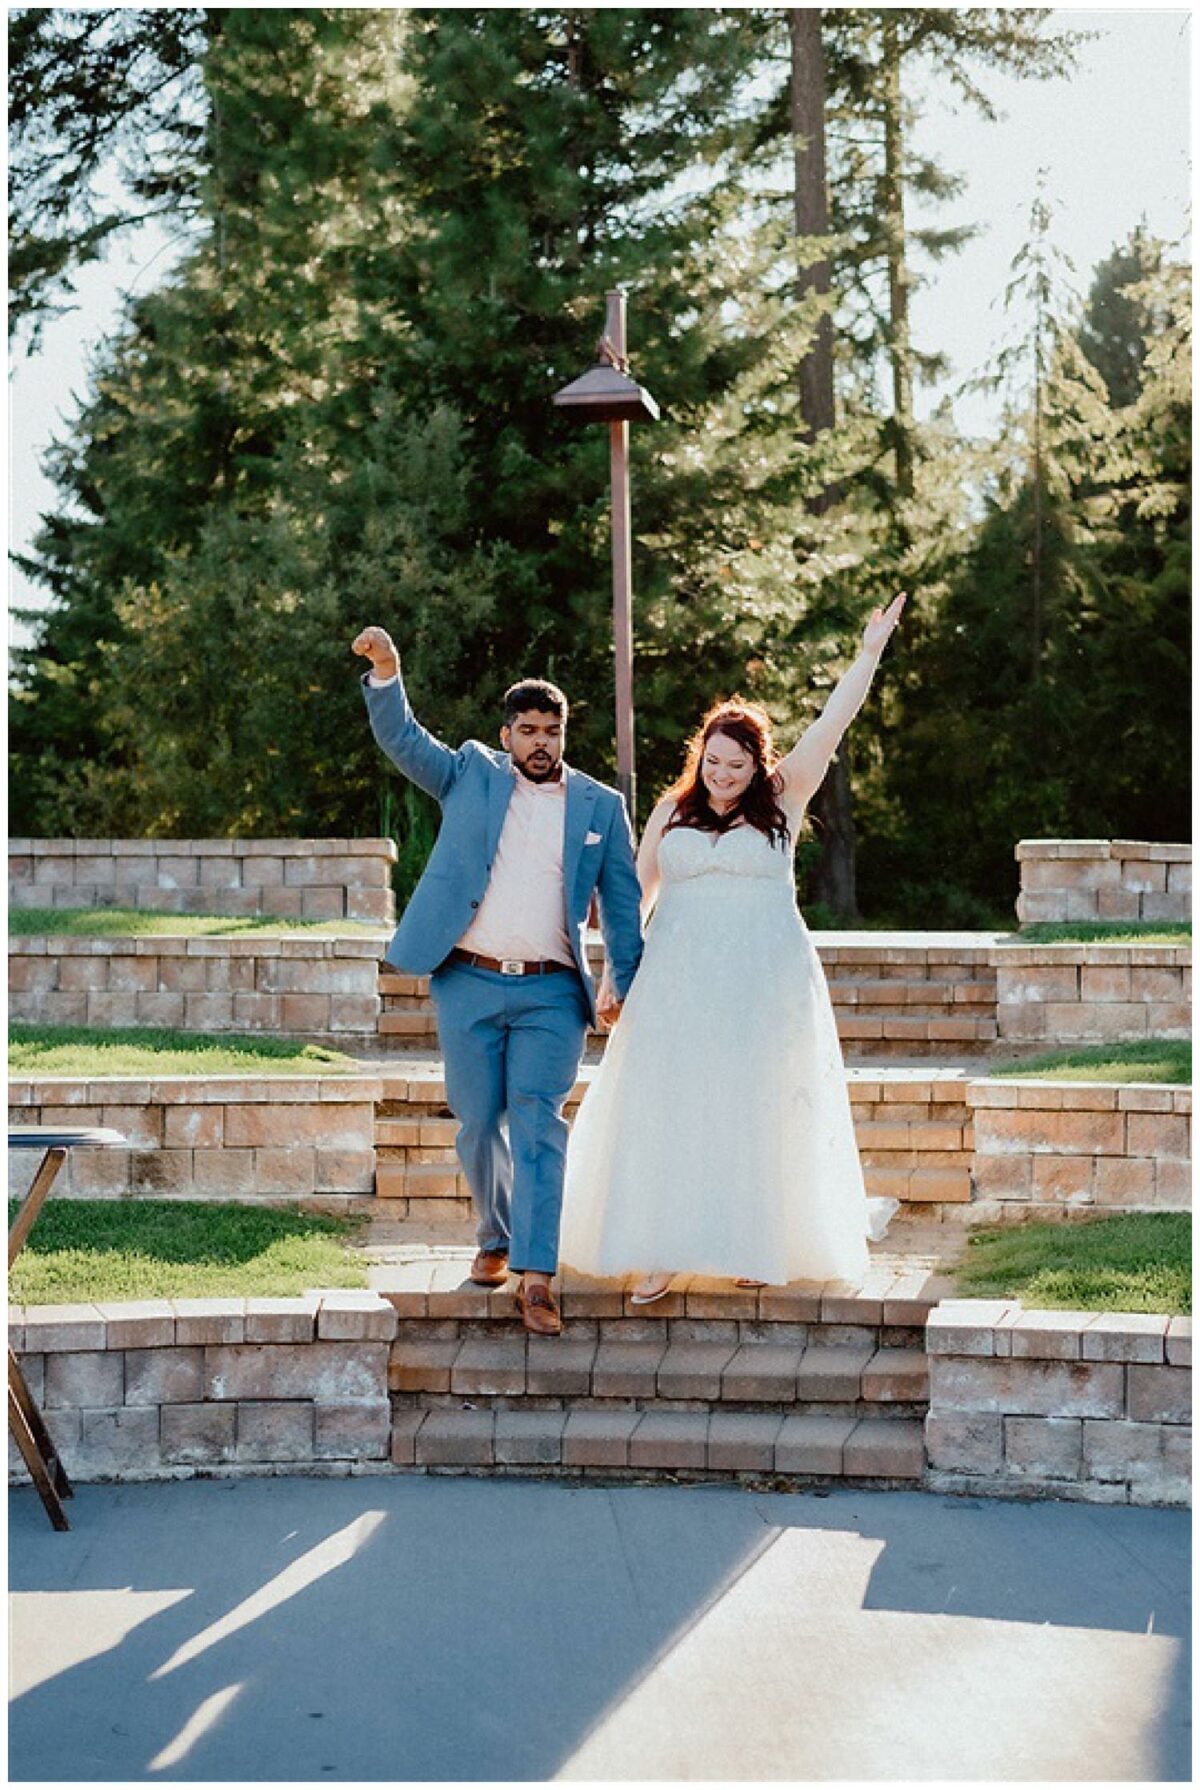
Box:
[596,973,623,1030]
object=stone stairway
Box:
[367,1259,946,1486]
[371,1060,975,1221]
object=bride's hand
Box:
[862,593,906,656]
[596,973,623,1029]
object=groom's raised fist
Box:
[352,627,399,680]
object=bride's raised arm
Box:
[775,594,906,810]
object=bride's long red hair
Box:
[662,698,790,848]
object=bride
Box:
[558,594,905,1302]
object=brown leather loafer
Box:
[470,1249,510,1287]
[515,1279,562,1336]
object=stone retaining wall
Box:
[7,1076,381,1203]
[12,1291,1189,1504]
[995,944,1190,1048]
[9,1293,396,1483]
[9,839,397,923]
[969,1080,1191,1212]
[10,935,383,1036]
[1016,839,1191,925]
[925,1300,1191,1506]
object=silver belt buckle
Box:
[499,958,524,977]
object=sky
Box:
[7,5,1192,648]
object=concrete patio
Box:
[9,1473,1190,1781]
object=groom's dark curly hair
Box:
[502,678,569,725]
[662,698,791,848]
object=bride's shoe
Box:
[630,1273,675,1306]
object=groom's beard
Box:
[515,753,562,783]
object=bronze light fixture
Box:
[553,289,660,817]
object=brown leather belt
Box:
[448,947,574,978]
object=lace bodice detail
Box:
[658,820,797,889]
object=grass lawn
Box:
[9,1024,361,1078]
[8,1199,369,1304]
[990,1038,1191,1084]
[954,1213,1190,1315]
[1018,921,1191,945]
[10,907,388,937]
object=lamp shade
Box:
[552,363,661,424]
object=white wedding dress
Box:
[559,809,898,1285]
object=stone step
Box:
[367,1261,952,1329]
[389,1405,926,1481]
[388,1334,929,1409]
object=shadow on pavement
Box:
[8,1474,1191,1782]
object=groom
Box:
[354,626,644,1335]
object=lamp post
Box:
[553,289,660,819]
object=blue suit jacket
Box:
[363,674,644,1023]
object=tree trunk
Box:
[807,750,859,921]
[790,8,858,922]
[790,8,835,449]
[880,14,914,502]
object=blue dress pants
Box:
[430,959,591,1274]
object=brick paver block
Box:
[719,1344,803,1403]
[415,1409,495,1467]
[204,1342,388,1405]
[557,1274,628,1319]
[1166,1318,1191,1368]
[1081,1418,1180,1487]
[366,1263,434,1318]
[629,1411,709,1472]
[1127,1364,1192,1424]
[561,1409,641,1469]
[758,1283,826,1323]
[22,1306,106,1354]
[591,1341,667,1399]
[1080,1313,1169,1365]
[494,1410,567,1466]
[882,1275,946,1327]
[929,1356,1125,1420]
[707,1411,783,1471]
[924,1410,1004,1474]
[683,1278,760,1320]
[96,1301,176,1349]
[773,1414,857,1475]
[794,1344,874,1401]
[316,1294,398,1342]
[1003,1414,1083,1479]
[243,1298,318,1345]
[821,1280,893,1325]
[389,1339,460,1393]
[161,1402,237,1465]
[842,1417,925,1478]
[389,1409,426,1465]
[861,1348,930,1403]
[70,1407,161,1478]
[526,1337,597,1396]
[172,1299,246,1346]
[314,1402,391,1461]
[44,1351,125,1411]
[236,1400,315,1462]
[124,1346,205,1407]
[1006,1311,1097,1362]
[925,1302,1016,1357]
[656,1341,738,1400]
[450,1337,527,1396]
